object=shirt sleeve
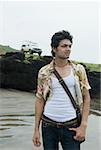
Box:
[76,64,91,91]
[36,70,44,100]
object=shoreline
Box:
[0,88,101,116]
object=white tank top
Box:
[43,69,77,122]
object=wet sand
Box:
[0,89,101,150]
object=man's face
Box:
[53,39,72,59]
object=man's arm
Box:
[81,88,90,127]
[32,97,45,147]
[69,88,90,141]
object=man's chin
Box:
[66,56,69,59]
[59,56,69,60]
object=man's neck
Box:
[54,58,69,67]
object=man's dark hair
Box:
[51,30,73,57]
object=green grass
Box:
[85,63,101,72]
[0,44,101,72]
[0,44,19,53]
[76,61,101,72]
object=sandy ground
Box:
[0,89,101,150]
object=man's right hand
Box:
[32,130,41,147]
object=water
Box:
[0,89,101,150]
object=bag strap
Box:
[53,68,79,111]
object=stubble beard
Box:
[59,56,69,60]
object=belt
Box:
[42,115,78,128]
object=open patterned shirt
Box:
[36,60,91,107]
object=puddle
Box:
[0,135,13,138]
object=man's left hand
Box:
[69,125,86,141]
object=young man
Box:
[32,30,91,150]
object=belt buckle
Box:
[57,123,64,128]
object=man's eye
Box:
[61,45,66,47]
[61,45,72,48]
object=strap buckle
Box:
[59,78,64,83]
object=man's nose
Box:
[66,46,70,51]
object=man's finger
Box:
[32,138,41,147]
[36,141,41,147]
[69,128,77,131]
[73,135,85,141]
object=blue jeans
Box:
[42,121,82,150]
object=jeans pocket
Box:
[74,138,85,144]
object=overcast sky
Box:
[0,1,100,64]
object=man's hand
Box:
[69,125,86,141]
[32,130,41,147]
